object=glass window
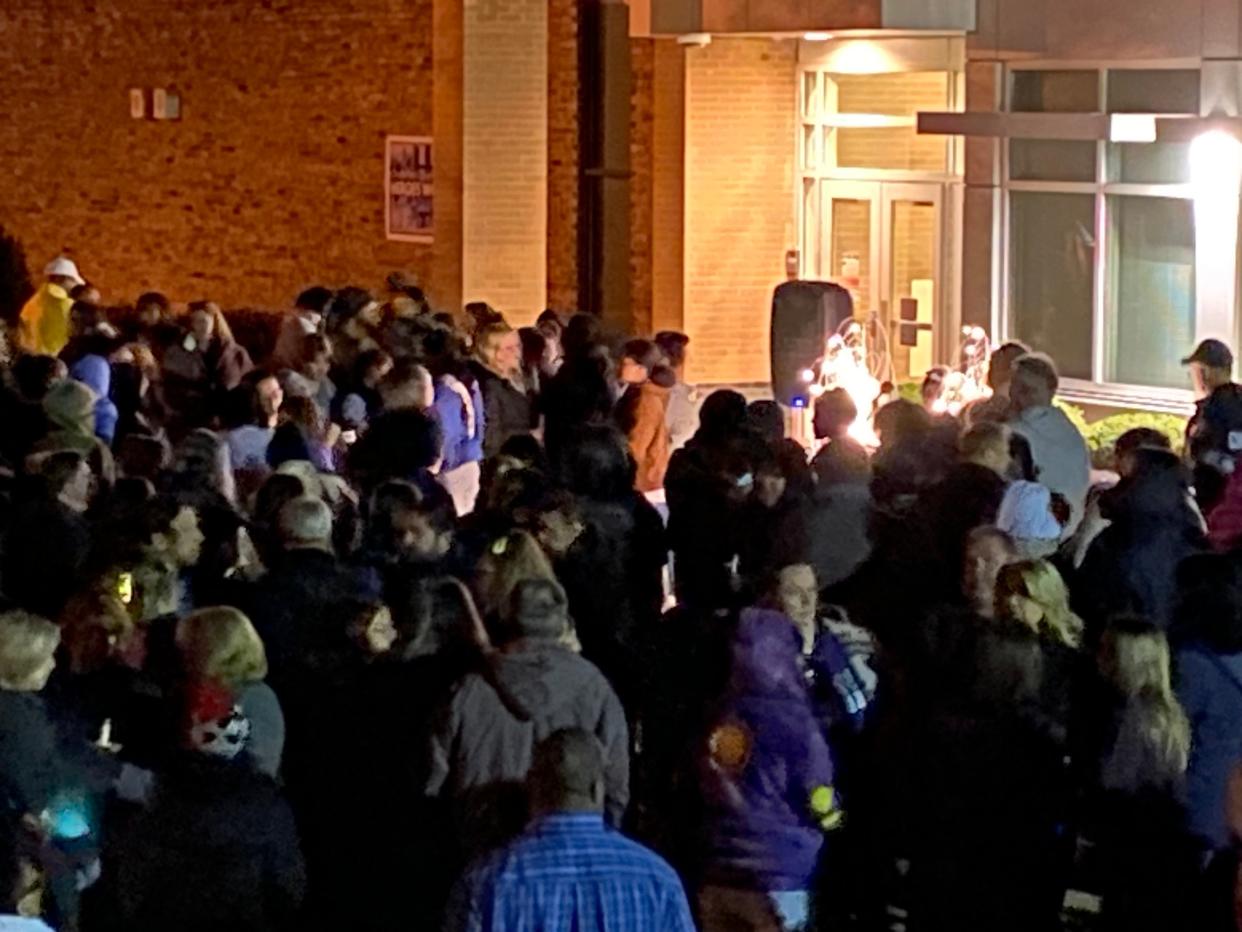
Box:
[1011,70,1099,112]
[827,72,950,172]
[1106,196,1196,388]
[1010,139,1097,182]
[829,197,873,314]
[803,125,820,170]
[835,127,948,172]
[1106,141,1192,184]
[803,72,820,120]
[835,72,949,117]
[1009,192,1096,380]
[1107,70,1200,115]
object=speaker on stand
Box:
[769,280,855,447]
[770,280,855,404]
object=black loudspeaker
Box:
[770,281,855,405]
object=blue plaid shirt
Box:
[446,813,696,932]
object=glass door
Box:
[883,183,943,383]
[820,180,943,383]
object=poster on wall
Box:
[385,135,434,243]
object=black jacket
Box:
[242,549,382,688]
[0,689,118,818]
[541,355,615,458]
[1077,465,1206,635]
[920,463,1008,575]
[113,753,305,932]
[472,364,536,458]
[1,496,90,620]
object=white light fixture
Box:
[1191,130,1242,196]
[803,31,833,41]
[1192,130,1242,347]
[1108,114,1156,144]
[677,33,712,48]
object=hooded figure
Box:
[1078,449,1207,634]
[33,379,116,484]
[69,355,118,445]
[113,684,305,932]
[699,609,839,907]
[425,579,629,858]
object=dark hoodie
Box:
[424,641,629,857]
[1077,450,1206,635]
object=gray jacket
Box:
[425,642,629,855]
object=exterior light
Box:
[1108,114,1156,144]
[804,32,833,41]
[1191,130,1242,197]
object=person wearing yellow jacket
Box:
[19,257,85,356]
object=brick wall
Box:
[547,0,580,312]
[462,0,548,325]
[684,38,796,384]
[0,0,434,310]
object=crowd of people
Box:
[1,253,1242,931]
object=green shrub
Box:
[896,380,922,405]
[1083,411,1187,469]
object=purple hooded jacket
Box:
[700,609,836,892]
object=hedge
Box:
[891,379,1185,468]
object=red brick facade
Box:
[0,1,773,376]
[0,0,436,310]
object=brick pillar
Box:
[432,0,464,313]
[961,59,1003,332]
[462,0,548,324]
[651,39,686,336]
[547,0,580,312]
[630,37,656,335]
[631,37,686,339]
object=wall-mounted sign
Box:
[385,135,434,243]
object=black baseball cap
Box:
[1182,339,1234,370]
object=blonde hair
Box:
[475,322,516,374]
[995,559,1085,649]
[476,530,557,622]
[0,611,60,691]
[1099,620,1191,791]
[176,606,268,687]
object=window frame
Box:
[1001,62,1204,413]
[799,67,963,183]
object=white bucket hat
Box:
[44,256,85,286]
